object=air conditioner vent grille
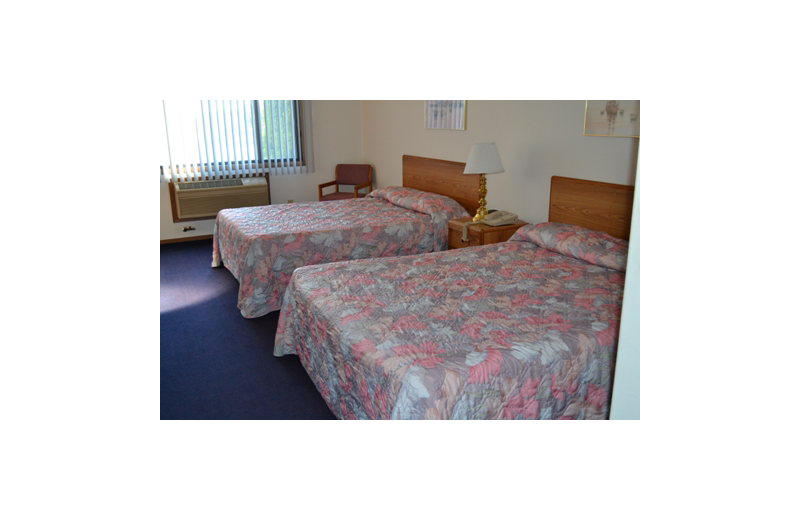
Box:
[178,179,244,190]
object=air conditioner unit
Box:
[173,177,270,219]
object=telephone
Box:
[482,210,518,227]
[462,210,519,242]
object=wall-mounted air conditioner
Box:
[172,177,270,220]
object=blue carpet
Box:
[160,239,335,420]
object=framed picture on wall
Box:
[425,100,466,130]
[584,100,640,138]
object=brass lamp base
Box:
[473,173,488,222]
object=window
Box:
[160,100,313,182]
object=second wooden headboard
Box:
[402,155,481,216]
[548,176,635,240]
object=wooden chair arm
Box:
[353,182,373,196]
[318,180,338,199]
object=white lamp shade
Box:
[463,143,504,174]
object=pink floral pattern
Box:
[510,222,629,272]
[275,223,628,419]
[212,187,468,318]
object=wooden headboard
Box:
[549,176,635,240]
[402,155,481,216]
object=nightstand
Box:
[447,217,528,250]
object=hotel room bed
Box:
[273,176,635,419]
[212,156,480,318]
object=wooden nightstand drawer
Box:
[447,217,527,250]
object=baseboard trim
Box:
[161,235,213,244]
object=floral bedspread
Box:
[212,187,468,318]
[274,222,628,419]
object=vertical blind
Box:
[161,100,311,183]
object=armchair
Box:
[318,164,373,201]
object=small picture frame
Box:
[425,100,466,130]
[584,100,640,138]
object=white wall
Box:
[361,100,638,226]
[610,157,640,419]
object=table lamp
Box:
[463,143,504,222]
